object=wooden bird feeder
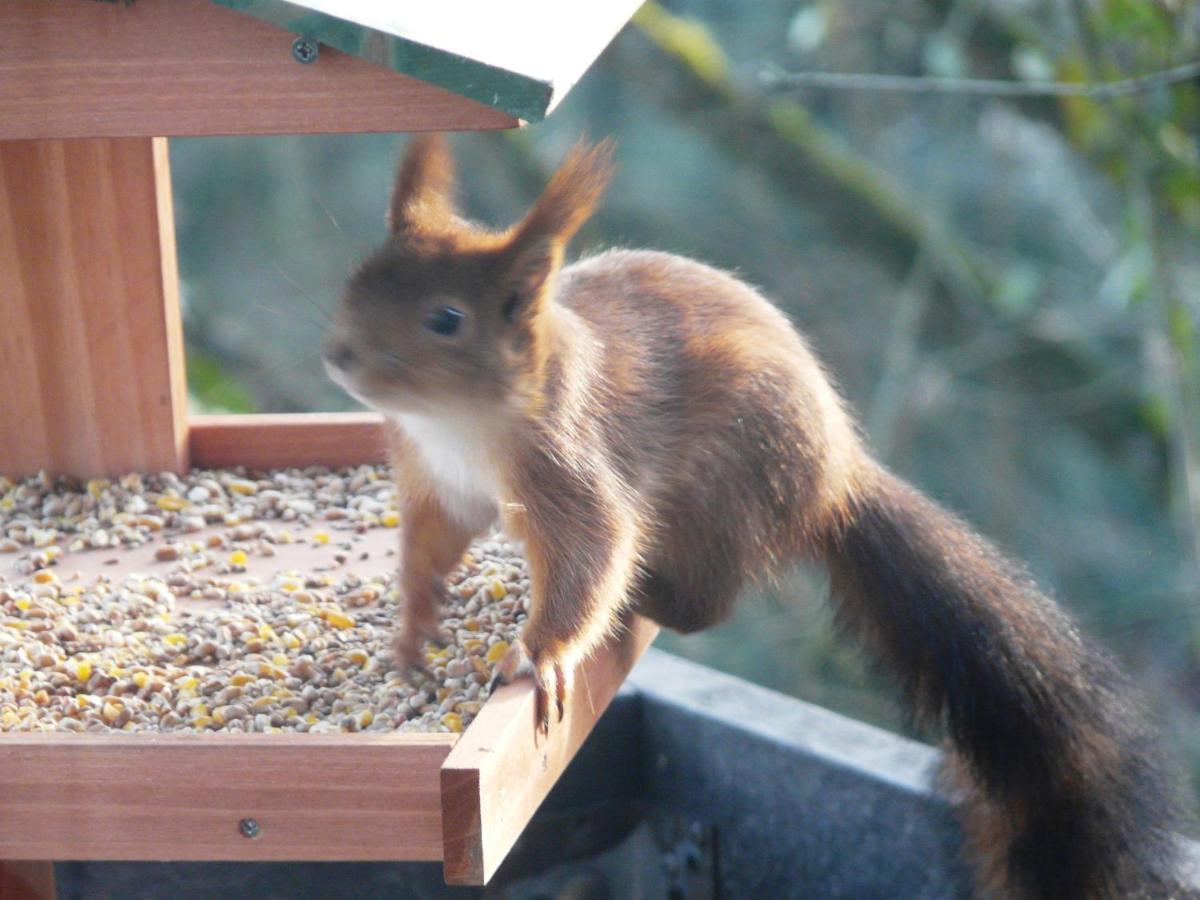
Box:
[0,1,651,896]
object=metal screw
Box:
[238,817,261,839]
[292,37,319,65]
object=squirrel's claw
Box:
[491,637,534,686]
[533,656,569,737]
[552,661,567,722]
[490,639,570,738]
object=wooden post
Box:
[0,137,188,478]
[0,861,55,899]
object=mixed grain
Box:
[0,466,528,735]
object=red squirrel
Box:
[324,136,1188,898]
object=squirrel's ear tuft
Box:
[389,134,457,236]
[503,235,561,319]
[498,139,614,321]
[516,139,614,246]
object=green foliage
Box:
[186,349,258,414]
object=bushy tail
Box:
[822,464,1186,899]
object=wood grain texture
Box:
[189,413,387,469]
[0,137,189,479]
[0,733,455,861]
[0,0,518,139]
[0,862,56,900]
[441,615,659,885]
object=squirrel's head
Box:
[324,134,612,416]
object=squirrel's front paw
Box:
[392,616,449,674]
[392,628,429,674]
[490,639,570,737]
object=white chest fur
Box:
[391,411,503,528]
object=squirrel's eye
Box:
[425,306,465,336]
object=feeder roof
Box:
[212,0,645,122]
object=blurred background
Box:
[172,1,1200,804]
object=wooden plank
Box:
[0,0,517,140]
[0,862,56,900]
[0,733,455,861]
[0,137,189,479]
[441,615,659,885]
[189,413,387,470]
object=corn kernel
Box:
[347,649,369,666]
[282,632,301,650]
[32,570,57,585]
[441,712,463,733]
[258,663,284,679]
[359,710,374,728]
[304,714,318,725]
[177,676,199,693]
[230,673,256,687]
[13,597,30,611]
[380,511,400,528]
[132,672,149,689]
[101,701,122,723]
[163,633,187,647]
[464,618,481,632]
[313,531,331,545]
[156,495,187,511]
[485,641,510,665]
[192,714,213,729]
[226,581,248,595]
[74,661,92,682]
[33,689,49,706]
[489,580,507,601]
[280,579,302,593]
[229,479,258,495]
[192,702,209,718]
[323,610,354,630]
[228,550,248,568]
